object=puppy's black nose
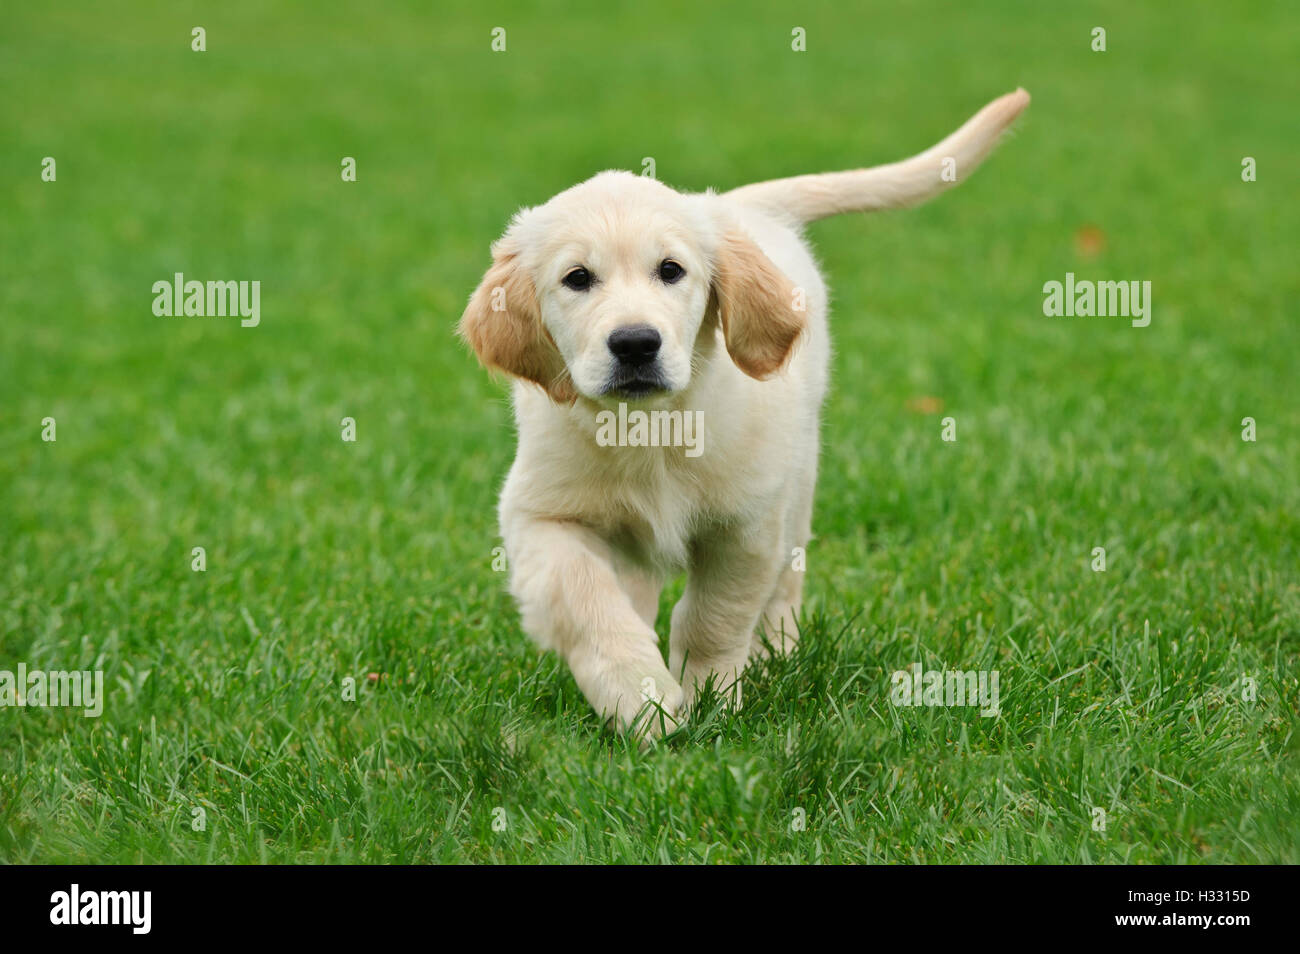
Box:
[607,325,661,366]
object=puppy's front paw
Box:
[573,650,685,744]
[625,674,686,744]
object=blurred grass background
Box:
[1,0,1296,862]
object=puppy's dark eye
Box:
[562,267,592,291]
[658,260,685,284]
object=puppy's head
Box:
[459,171,804,404]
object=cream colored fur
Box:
[460,89,1029,738]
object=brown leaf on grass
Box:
[905,395,944,414]
[1074,224,1107,259]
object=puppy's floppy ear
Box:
[711,230,806,380]
[458,239,576,403]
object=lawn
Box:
[1,0,1296,863]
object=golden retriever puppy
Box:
[461,90,1029,738]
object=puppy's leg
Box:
[620,566,663,630]
[755,563,804,659]
[669,511,785,711]
[753,469,815,658]
[506,517,682,738]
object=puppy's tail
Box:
[723,89,1029,226]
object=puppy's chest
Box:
[580,448,713,570]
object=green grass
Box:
[2,0,1297,863]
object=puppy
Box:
[460,90,1029,738]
